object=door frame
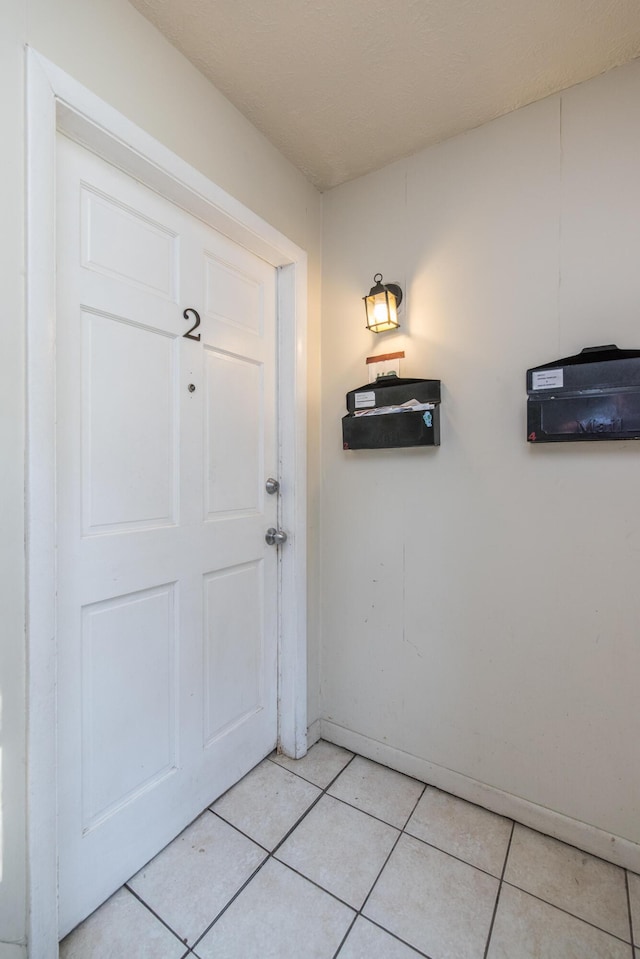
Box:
[25,47,308,957]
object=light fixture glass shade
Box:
[363,274,401,332]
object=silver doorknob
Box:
[265,527,287,547]
[265,477,280,495]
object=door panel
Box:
[204,349,263,515]
[56,134,279,936]
[204,254,263,334]
[81,185,179,298]
[82,310,177,533]
[80,584,178,829]
[203,562,264,744]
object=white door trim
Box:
[25,46,308,958]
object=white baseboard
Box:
[320,720,640,873]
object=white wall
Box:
[0,2,28,956]
[321,59,640,855]
[1,0,321,951]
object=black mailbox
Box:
[527,345,640,443]
[342,376,441,450]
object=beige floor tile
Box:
[405,786,512,877]
[276,794,399,908]
[328,755,424,828]
[270,740,354,787]
[194,859,354,959]
[128,812,266,944]
[364,833,499,959]
[59,887,186,959]
[629,871,640,943]
[487,884,630,959]
[211,758,321,849]
[338,917,424,958]
[504,825,630,941]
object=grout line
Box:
[624,869,636,959]
[269,751,359,857]
[323,751,359,790]
[332,778,433,959]
[625,871,635,955]
[272,747,429,836]
[500,878,634,946]
[267,746,356,790]
[114,742,635,958]
[330,913,359,959]
[483,885,503,959]
[482,820,515,959]
[328,832,432,959]
[327,790,408,833]
[269,788,328,855]
[124,882,191,949]
[139,751,355,952]
[190,749,362,949]
[188,857,271,951]
[353,830,401,916]
[360,780,427,915]
[358,915,434,959]
[198,746,433,957]
[400,780,428,829]
[401,829,510,883]
[404,782,429,826]
[132,745,507,956]
[208,745,357,856]
[271,858,359,911]
[207,807,271,854]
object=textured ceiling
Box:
[129,0,640,191]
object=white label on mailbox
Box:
[532,368,564,390]
[354,391,376,409]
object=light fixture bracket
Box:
[383,282,403,308]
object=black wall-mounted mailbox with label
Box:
[527,345,640,443]
[342,377,441,450]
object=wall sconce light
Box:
[363,273,403,333]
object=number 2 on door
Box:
[183,308,201,341]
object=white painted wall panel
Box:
[321,59,640,848]
[559,63,640,347]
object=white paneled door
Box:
[56,135,279,936]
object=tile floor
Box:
[61,740,640,959]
